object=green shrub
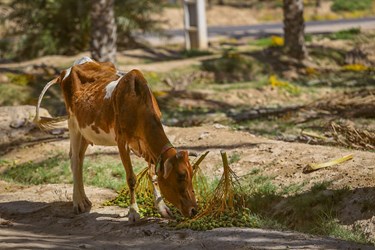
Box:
[201,49,253,83]
[326,28,361,40]
[331,0,373,12]
[0,0,162,60]
[1,153,129,191]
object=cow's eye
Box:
[178,173,186,181]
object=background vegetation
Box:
[0,0,162,60]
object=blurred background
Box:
[0,0,374,141]
[0,0,374,144]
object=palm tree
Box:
[283,0,308,61]
[90,0,117,64]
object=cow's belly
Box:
[80,125,117,146]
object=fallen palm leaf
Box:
[303,154,353,173]
[301,130,328,141]
[192,151,209,175]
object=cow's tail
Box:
[34,77,68,131]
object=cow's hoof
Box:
[156,200,172,218]
[73,196,92,214]
[128,204,141,223]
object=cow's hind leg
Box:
[118,140,140,223]
[69,119,91,214]
[148,165,172,218]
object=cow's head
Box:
[157,150,198,217]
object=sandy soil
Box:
[1,123,375,249]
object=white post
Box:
[183,0,208,50]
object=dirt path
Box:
[0,183,373,250]
[1,125,375,249]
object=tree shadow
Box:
[243,182,375,239]
[1,198,373,249]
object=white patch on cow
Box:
[79,123,117,146]
[63,67,72,81]
[63,57,94,81]
[74,56,94,66]
[104,77,121,99]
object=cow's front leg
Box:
[118,141,140,223]
[68,120,91,214]
[148,168,172,218]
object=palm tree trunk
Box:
[283,0,308,61]
[90,0,117,64]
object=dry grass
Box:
[331,120,375,150]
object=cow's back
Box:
[61,61,119,145]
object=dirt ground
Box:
[1,122,375,249]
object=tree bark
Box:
[90,0,117,64]
[283,0,308,61]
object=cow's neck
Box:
[160,143,177,162]
[148,130,176,163]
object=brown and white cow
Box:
[34,57,198,222]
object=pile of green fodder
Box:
[171,151,258,230]
[107,151,259,230]
[105,166,160,217]
[106,152,211,218]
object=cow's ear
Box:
[163,158,174,179]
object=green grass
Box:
[318,217,368,244]
[280,181,307,195]
[331,0,373,12]
[0,152,143,191]
[249,37,273,48]
[1,153,71,185]
[210,80,266,92]
[229,152,241,164]
[325,28,361,41]
[0,83,32,106]
[311,180,333,192]
[236,171,371,245]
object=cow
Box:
[34,57,198,222]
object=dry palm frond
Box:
[194,150,244,219]
[303,154,353,173]
[116,166,153,198]
[192,151,209,175]
[301,130,328,141]
[192,151,210,199]
[135,166,154,195]
[330,121,375,150]
[174,151,252,230]
[311,89,375,119]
